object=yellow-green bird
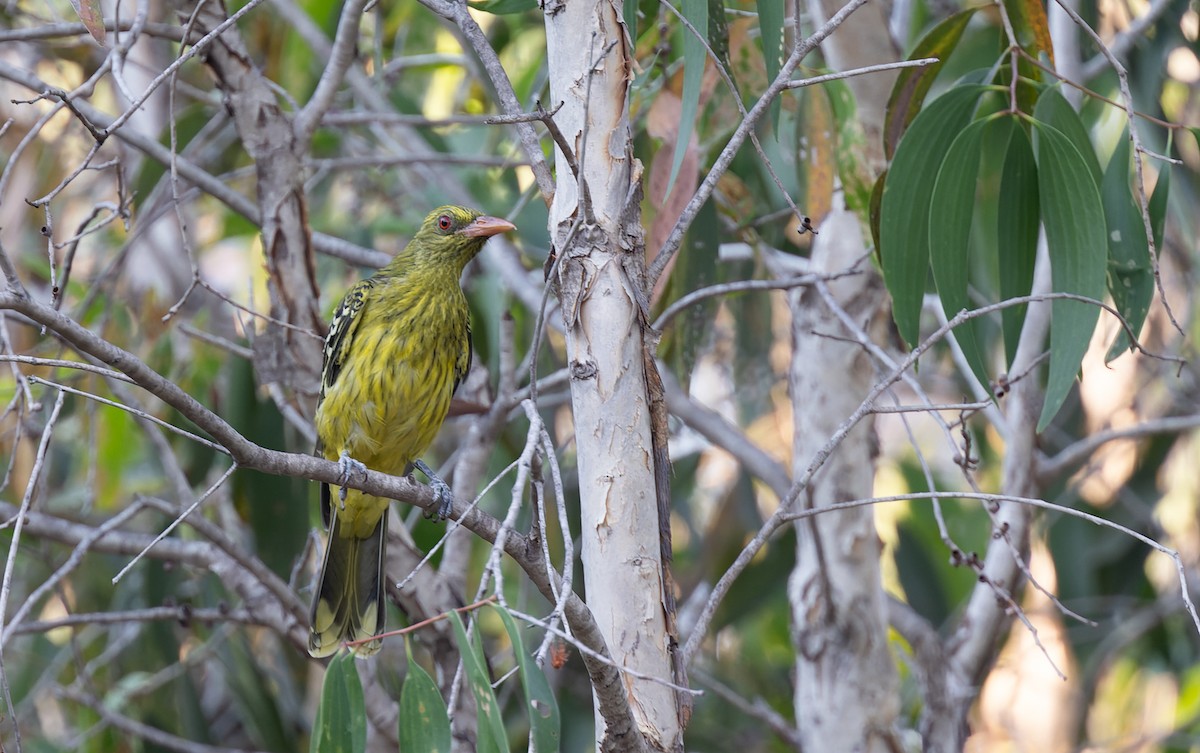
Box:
[308,205,515,658]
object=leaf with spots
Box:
[449,611,510,753]
[1102,128,1152,362]
[399,638,451,752]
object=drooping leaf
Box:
[1033,120,1108,431]
[1148,160,1170,252]
[1101,129,1152,362]
[1032,88,1101,186]
[623,0,637,38]
[448,612,510,753]
[310,653,366,753]
[68,0,106,44]
[929,117,991,390]
[493,606,561,753]
[660,197,721,391]
[399,639,451,753]
[758,0,784,133]
[997,122,1039,367]
[884,8,979,160]
[880,85,985,347]
[666,0,709,197]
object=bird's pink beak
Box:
[461,215,516,238]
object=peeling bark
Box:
[544,1,682,749]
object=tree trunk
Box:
[788,208,899,751]
[543,2,681,750]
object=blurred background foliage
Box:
[1,0,1199,750]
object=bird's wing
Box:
[454,322,472,396]
[320,279,373,401]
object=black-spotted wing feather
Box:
[320,280,373,402]
[317,279,372,528]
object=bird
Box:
[307,205,516,658]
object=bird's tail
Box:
[308,496,388,658]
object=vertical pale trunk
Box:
[544,2,681,750]
[788,209,899,751]
[787,4,903,748]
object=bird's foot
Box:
[414,459,454,521]
[336,451,367,509]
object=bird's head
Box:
[404,205,516,273]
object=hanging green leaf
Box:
[1032,120,1108,431]
[1032,88,1101,186]
[758,0,784,133]
[666,0,709,198]
[929,117,991,390]
[880,85,985,347]
[1102,129,1153,362]
[1148,160,1170,252]
[310,653,366,753]
[659,197,721,392]
[996,123,1039,367]
[492,606,561,753]
[449,612,510,753]
[884,8,979,160]
[399,639,452,753]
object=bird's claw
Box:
[336,451,367,509]
[414,459,454,521]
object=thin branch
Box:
[1079,0,1177,81]
[659,369,791,499]
[647,0,870,288]
[652,268,864,331]
[1038,414,1200,482]
[0,389,64,753]
[59,687,268,753]
[693,668,801,747]
[7,605,261,635]
[27,376,231,455]
[111,464,240,584]
[783,57,939,89]
[294,0,370,142]
[780,490,1200,640]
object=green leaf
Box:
[399,640,451,753]
[1003,0,1054,65]
[880,85,985,347]
[883,8,979,160]
[758,0,784,133]
[467,0,536,14]
[660,197,721,391]
[311,653,366,753]
[929,117,991,391]
[1102,130,1152,362]
[492,606,561,753]
[623,0,637,38]
[1033,120,1108,432]
[1032,88,1101,187]
[448,612,510,753]
[997,123,1039,367]
[1148,161,1170,253]
[666,0,709,198]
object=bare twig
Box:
[647,0,871,288]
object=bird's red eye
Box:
[437,215,453,231]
